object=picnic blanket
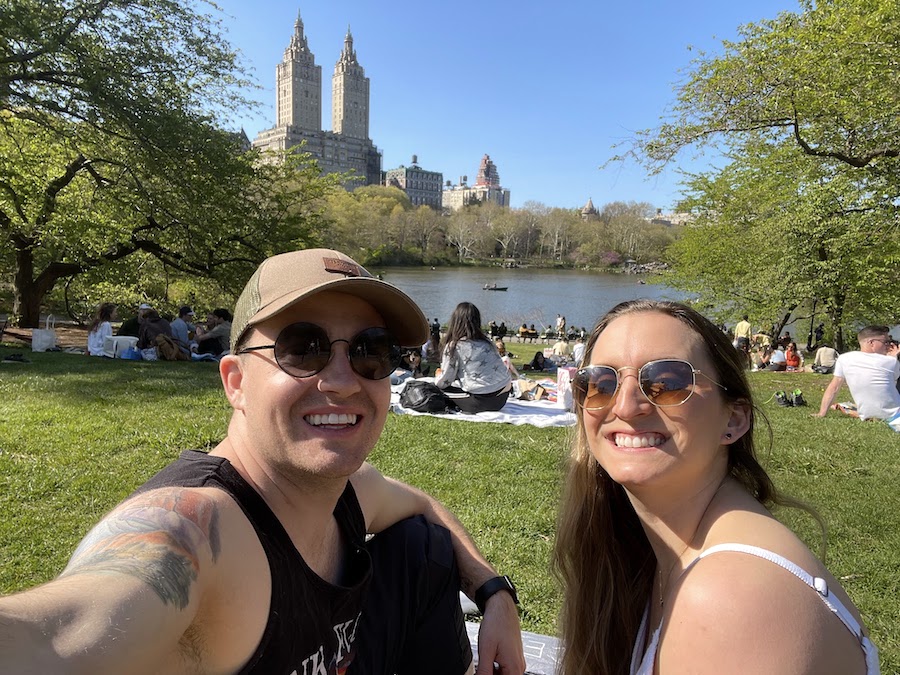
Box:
[391,377,576,428]
[465,621,560,674]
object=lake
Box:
[377,266,688,332]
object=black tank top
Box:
[134,450,372,674]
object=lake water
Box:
[377,266,688,332]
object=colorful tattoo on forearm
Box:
[60,490,221,610]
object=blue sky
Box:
[212,1,798,210]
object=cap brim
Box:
[244,276,428,347]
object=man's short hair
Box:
[212,308,233,323]
[231,249,427,352]
[857,325,890,341]
[179,305,194,318]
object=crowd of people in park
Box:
[85,302,234,361]
[728,313,899,432]
[2,249,892,674]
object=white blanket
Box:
[390,378,576,428]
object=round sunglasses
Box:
[237,322,403,380]
[573,358,727,410]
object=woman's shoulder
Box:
[660,516,868,673]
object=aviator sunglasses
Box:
[573,358,727,410]
[237,322,403,380]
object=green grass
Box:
[1,347,898,670]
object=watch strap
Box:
[474,575,519,614]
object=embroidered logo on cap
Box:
[323,257,365,277]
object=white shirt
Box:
[572,342,586,366]
[834,351,900,420]
[87,321,113,356]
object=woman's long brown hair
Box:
[551,300,813,674]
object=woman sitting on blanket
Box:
[87,303,117,356]
[553,299,878,675]
[434,302,511,413]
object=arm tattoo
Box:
[60,490,221,610]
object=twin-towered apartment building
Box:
[252,11,510,211]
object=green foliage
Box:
[0,2,338,326]
[668,139,899,347]
[625,0,900,346]
[631,0,900,181]
[0,350,897,670]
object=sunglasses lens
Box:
[274,323,332,377]
[574,366,618,409]
[271,323,402,380]
[348,327,402,380]
[640,360,694,406]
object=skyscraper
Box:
[253,11,381,186]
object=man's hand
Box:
[476,593,525,675]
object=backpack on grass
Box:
[399,380,453,414]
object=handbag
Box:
[31,316,58,352]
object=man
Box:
[170,305,196,353]
[137,308,173,350]
[551,336,572,364]
[0,249,525,674]
[812,342,839,374]
[195,308,233,355]
[734,314,752,349]
[767,344,787,371]
[117,302,152,337]
[572,336,586,366]
[815,325,900,431]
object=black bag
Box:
[399,380,453,413]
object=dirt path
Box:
[1,325,91,350]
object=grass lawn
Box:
[0,346,897,670]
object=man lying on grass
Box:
[0,248,524,675]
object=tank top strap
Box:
[684,543,866,641]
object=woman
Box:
[86,303,117,356]
[434,302,511,413]
[785,341,804,371]
[553,300,877,675]
[494,338,520,379]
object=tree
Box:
[0,1,339,326]
[1,0,252,143]
[444,210,480,263]
[624,0,900,342]
[669,139,900,350]
[629,0,900,186]
[1,114,335,325]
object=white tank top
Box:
[629,543,880,675]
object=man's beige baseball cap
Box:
[231,249,428,351]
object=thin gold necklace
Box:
[657,482,725,608]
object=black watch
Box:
[474,575,519,614]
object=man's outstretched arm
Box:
[815,375,845,417]
[352,463,526,675]
[0,488,219,674]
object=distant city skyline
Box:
[213,1,800,210]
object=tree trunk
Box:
[12,240,77,327]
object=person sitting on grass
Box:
[766,344,787,371]
[785,341,804,371]
[0,248,525,674]
[87,303,117,357]
[813,342,839,374]
[435,302,512,414]
[194,308,232,356]
[815,325,900,431]
[494,338,520,379]
[554,299,878,674]
[137,309,173,351]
